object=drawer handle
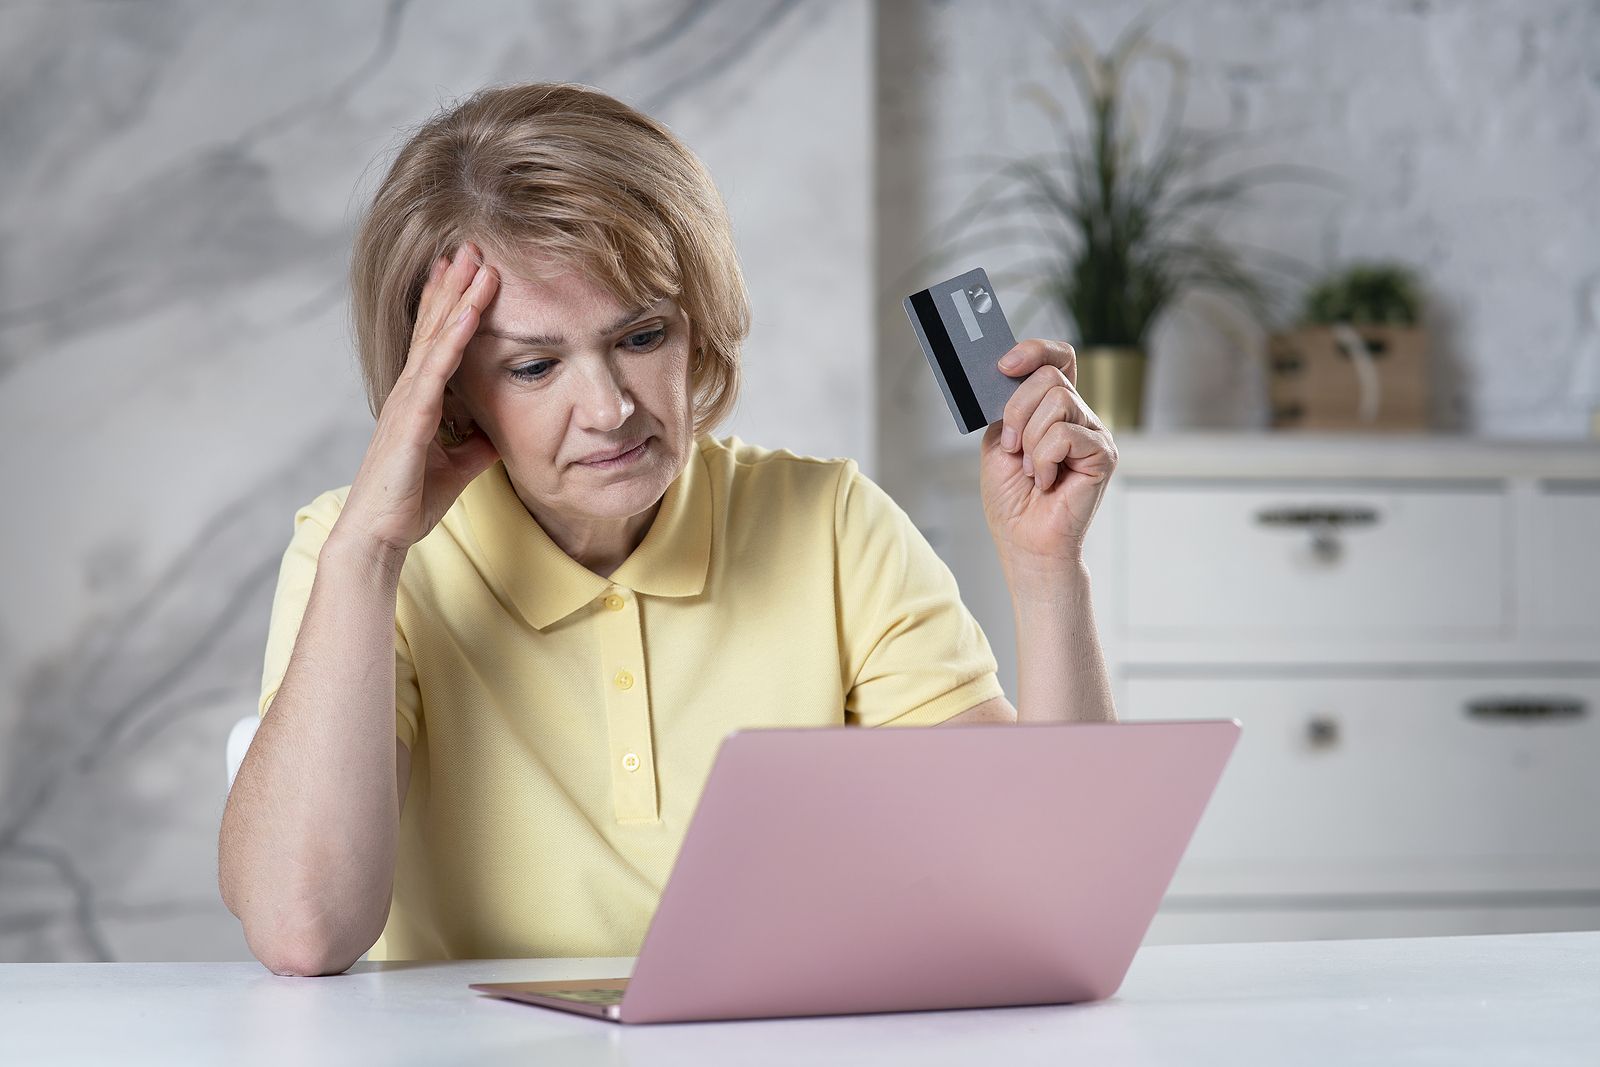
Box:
[1254,506,1380,529]
[1465,698,1588,722]
[1255,506,1379,562]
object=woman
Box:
[218,82,1118,977]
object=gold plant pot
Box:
[1076,346,1147,431]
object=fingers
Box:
[998,338,1077,389]
[413,244,479,347]
[378,242,498,455]
[1019,383,1079,473]
[410,243,493,366]
[412,254,451,339]
[997,340,1093,450]
[998,365,1071,456]
[415,263,497,388]
[1022,387,1110,490]
[1001,362,1067,435]
[1032,421,1116,493]
[991,337,1111,492]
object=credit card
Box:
[902,267,1021,434]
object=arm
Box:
[218,532,411,976]
[941,696,1016,725]
[964,338,1119,726]
[219,241,501,976]
[1007,560,1115,723]
[940,561,1115,726]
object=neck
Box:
[521,494,663,578]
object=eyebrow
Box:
[480,300,668,348]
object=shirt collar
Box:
[458,439,712,631]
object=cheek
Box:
[474,384,555,450]
[656,370,689,416]
[654,346,694,418]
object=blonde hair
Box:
[348,82,749,433]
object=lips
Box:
[579,438,648,464]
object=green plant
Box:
[1302,262,1423,326]
[905,15,1338,348]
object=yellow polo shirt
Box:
[258,433,1003,960]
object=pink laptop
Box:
[470,718,1240,1023]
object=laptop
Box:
[470,718,1240,1024]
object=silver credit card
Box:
[902,267,1021,434]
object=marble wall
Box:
[0,0,871,962]
[3,0,1596,962]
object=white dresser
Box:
[933,433,1600,944]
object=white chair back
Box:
[226,715,259,791]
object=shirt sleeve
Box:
[258,489,422,751]
[834,459,1005,727]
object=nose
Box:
[573,355,635,432]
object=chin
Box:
[594,450,678,509]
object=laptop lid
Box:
[577,718,1239,1023]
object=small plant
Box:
[905,14,1337,347]
[1302,262,1423,326]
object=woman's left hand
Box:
[980,339,1118,580]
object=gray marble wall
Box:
[0,0,871,962]
[3,0,1597,962]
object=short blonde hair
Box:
[348,82,750,433]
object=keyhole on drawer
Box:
[1309,527,1343,563]
[1306,715,1340,749]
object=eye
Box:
[507,327,667,383]
[623,327,667,352]
[509,360,551,381]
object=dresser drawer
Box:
[1123,674,1600,897]
[1122,482,1508,637]
[1529,480,1600,633]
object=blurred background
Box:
[1,0,1596,962]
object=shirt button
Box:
[614,669,634,690]
[603,594,625,611]
[622,752,640,772]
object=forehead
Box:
[477,251,629,332]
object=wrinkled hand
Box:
[339,242,501,559]
[979,339,1118,578]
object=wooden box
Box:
[1267,325,1430,431]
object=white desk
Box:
[4,931,1595,1065]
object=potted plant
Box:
[1269,261,1430,431]
[905,15,1333,430]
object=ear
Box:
[440,381,479,438]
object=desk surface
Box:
[4,931,1596,1065]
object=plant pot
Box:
[1076,346,1147,431]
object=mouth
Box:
[577,437,651,469]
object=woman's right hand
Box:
[336,242,502,561]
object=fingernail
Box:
[999,352,1021,369]
[1001,427,1018,452]
[1021,453,1034,477]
